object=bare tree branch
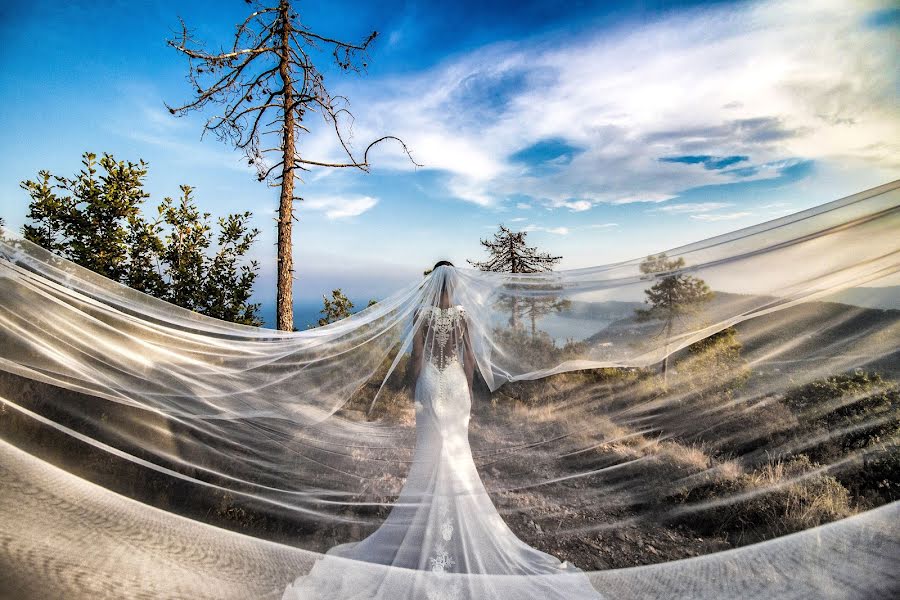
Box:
[167,1,417,330]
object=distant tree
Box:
[635,253,713,386]
[521,296,571,338]
[468,224,561,273]
[468,224,564,328]
[317,288,354,326]
[21,152,262,326]
[167,0,418,332]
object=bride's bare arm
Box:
[462,319,475,395]
[409,314,425,396]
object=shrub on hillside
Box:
[490,326,587,375]
[670,454,852,541]
[781,370,900,504]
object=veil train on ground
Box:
[1,180,899,598]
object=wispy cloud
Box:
[105,82,254,173]
[655,202,733,214]
[545,226,570,235]
[558,199,592,212]
[324,0,897,210]
[610,192,677,205]
[303,196,379,219]
[690,211,754,222]
[523,224,570,235]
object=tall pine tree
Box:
[468,225,561,273]
[468,224,564,329]
[635,253,713,386]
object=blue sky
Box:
[1,0,898,312]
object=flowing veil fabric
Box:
[283,302,603,599]
[1,180,899,598]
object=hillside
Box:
[1,291,896,574]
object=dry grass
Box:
[656,440,713,471]
[670,454,854,541]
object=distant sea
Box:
[254,286,900,331]
[257,298,371,330]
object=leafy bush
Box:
[631,327,752,446]
[21,152,261,325]
[679,327,750,392]
[490,325,587,376]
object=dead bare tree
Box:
[167,0,418,330]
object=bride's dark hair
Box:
[432,261,455,302]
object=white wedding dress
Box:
[283,305,603,599]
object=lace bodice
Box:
[422,305,467,372]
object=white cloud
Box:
[446,176,495,207]
[690,211,754,222]
[328,0,898,210]
[545,226,570,235]
[522,224,570,235]
[509,217,528,222]
[656,202,733,214]
[588,222,620,229]
[303,196,379,219]
[558,200,592,212]
[609,192,678,205]
[515,202,532,210]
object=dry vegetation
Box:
[1,315,897,570]
[313,324,899,568]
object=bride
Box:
[283,261,603,599]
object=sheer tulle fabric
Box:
[284,305,602,598]
[0,180,898,598]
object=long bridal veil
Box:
[1,180,899,599]
[282,278,605,600]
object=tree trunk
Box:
[509,237,519,328]
[662,318,673,388]
[275,0,295,331]
[530,299,538,339]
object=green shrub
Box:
[490,326,587,375]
